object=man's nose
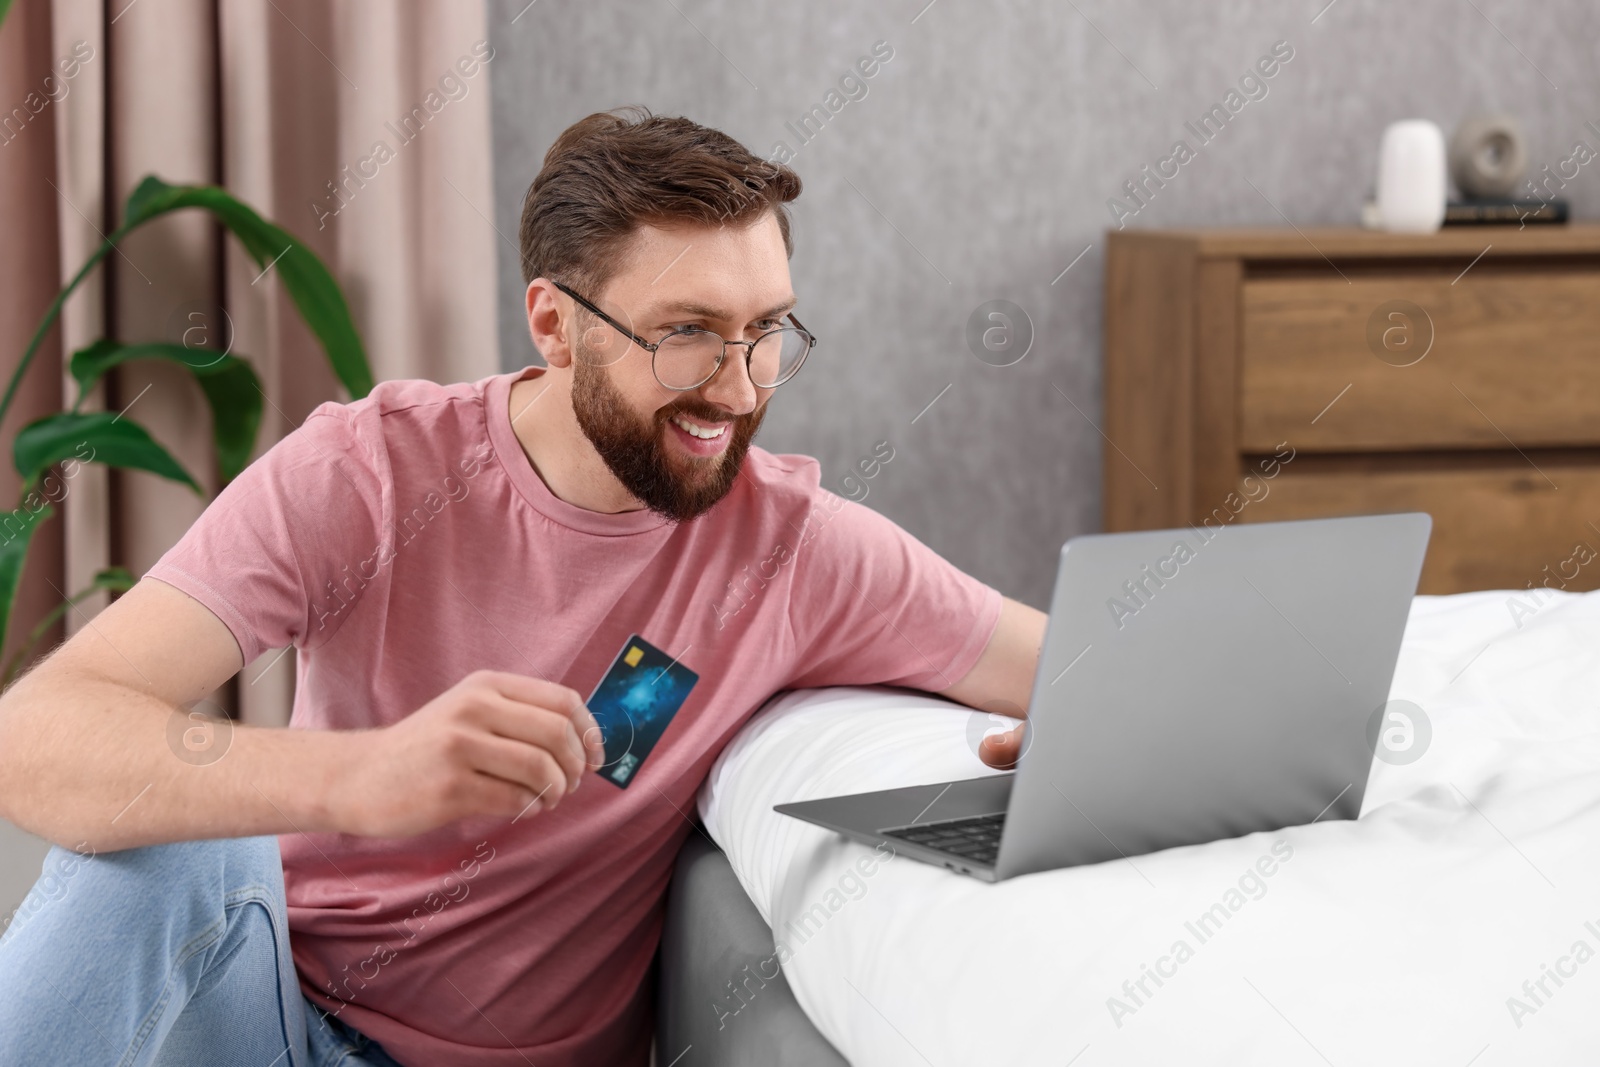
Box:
[697,344,760,415]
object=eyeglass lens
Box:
[654,328,810,389]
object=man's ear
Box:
[526,279,575,369]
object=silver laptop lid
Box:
[995,513,1430,880]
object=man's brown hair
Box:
[518,106,803,300]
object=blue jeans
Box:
[0,834,405,1067]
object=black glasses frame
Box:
[551,280,816,391]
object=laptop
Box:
[774,512,1431,882]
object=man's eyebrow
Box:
[643,296,798,322]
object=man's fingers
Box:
[471,694,587,792]
[579,722,605,769]
[558,696,604,768]
[458,732,571,805]
[979,725,1024,770]
[470,774,545,820]
[555,699,604,770]
[469,671,604,769]
[469,669,571,703]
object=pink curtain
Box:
[1,0,499,727]
[0,0,67,700]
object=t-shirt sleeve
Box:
[784,489,1004,693]
[143,405,387,666]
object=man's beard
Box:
[569,349,766,524]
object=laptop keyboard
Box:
[880,811,1006,867]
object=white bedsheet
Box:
[698,591,1600,1065]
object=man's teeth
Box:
[671,415,728,440]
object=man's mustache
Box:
[659,404,750,426]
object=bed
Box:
[661,589,1600,1064]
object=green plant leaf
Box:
[69,340,263,483]
[14,412,200,494]
[0,0,13,31]
[0,502,50,660]
[2,173,372,447]
[124,177,373,399]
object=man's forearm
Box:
[0,669,353,852]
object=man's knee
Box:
[93,835,282,886]
[3,835,282,945]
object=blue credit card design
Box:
[585,634,699,788]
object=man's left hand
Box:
[977,723,1025,770]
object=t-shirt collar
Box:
[486,366,672,537]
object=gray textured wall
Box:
[488,0,1600,611]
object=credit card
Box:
[585,634,699,788]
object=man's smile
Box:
[665,411,734,458]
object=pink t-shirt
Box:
[146,365,1003,1066]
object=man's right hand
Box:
[0,580,612,852]
[334,670,607,838]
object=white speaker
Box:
[1376,119,1447,233]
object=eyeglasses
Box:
[552,280,816,391]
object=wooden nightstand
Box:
[1103,225,1600,595]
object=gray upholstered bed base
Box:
[658,829,849,1066]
